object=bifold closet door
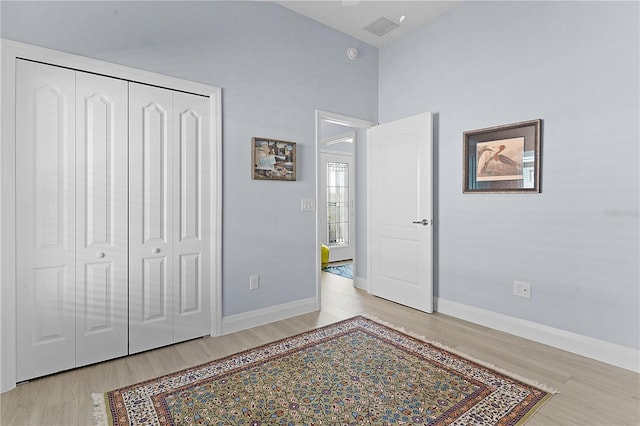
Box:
[172,91,211,343]
[75,72,129,367]
[129,83,211,354]
[16,60,77,381]
[16,60,130,380]
[129,83,175,353]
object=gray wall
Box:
[0,1,379,317]
[379,1,639,349]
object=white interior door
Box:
[15,60,77,380]
[129,83,175,353]
[75,72,129,366]
[172,92,211,343]
[320,150,355,262]
[368,112,433,313]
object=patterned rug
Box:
[93,316,553,425]
[323,263,353,279]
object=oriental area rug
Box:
[93,316,554,426]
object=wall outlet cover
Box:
[250,275,259,290]
[513,280,531,298]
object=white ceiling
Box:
[273,1,461,47]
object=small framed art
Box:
[463,119,542,193]
[252,137,297,181]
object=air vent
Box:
[363,16,400,37]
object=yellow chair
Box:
[321,244,330,269]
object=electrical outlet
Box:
[250,275,259,290]
[513,281,530,298]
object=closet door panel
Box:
[129,83,174,354]
[15,60,76,381]
[75,72,129,366]
[173,93,211,342]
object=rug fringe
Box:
[358,313,559,395]
[91,392,108,426]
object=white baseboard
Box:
[222,297,318,335]
[436,297,640,373]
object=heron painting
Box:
[476,137,524,182]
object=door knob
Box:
[412,219,429,226]
[152,248,160,253]
[96,252,105,258]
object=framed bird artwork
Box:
[463,119,542,193]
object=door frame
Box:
[315,110,376,309]
[0,39,222,392]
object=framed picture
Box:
[463,119,542,193]
[252,137,297,181]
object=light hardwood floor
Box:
[1,271,639,425]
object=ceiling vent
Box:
[363,16,400,37]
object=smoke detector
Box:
[347,47,359,60]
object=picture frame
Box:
[252,137,297,181]
[463,119,542,193]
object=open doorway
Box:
[315,111,376,308]
[320,131,355,276]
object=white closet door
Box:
[129,83,175,353]
[16,60,76,380]
[75,72,129,366]
[173,92,211,342]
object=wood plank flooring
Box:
[1,271,639,425]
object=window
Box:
[327,162,349,246]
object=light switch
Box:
[301,198,316,211]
